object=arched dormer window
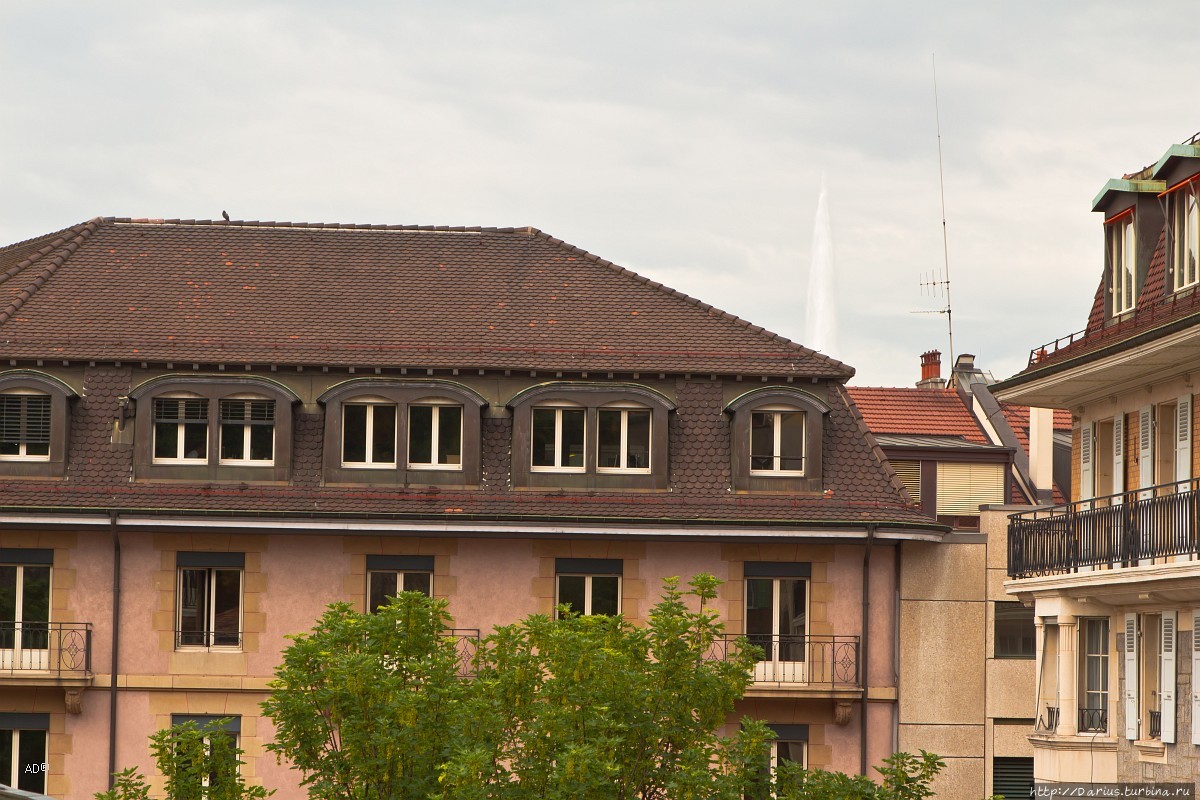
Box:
[129,375,299,482]
[725,387,828,492]
[0,371,76,478]
[318,379,486,487]
[507,382,675,490]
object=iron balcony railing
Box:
[1149,709,1162,740]
[1008,478,1200,578]
[1079,707,1107,733]
[449,629,479,678]
[175,630,244,650]
[0,622,91,677]
[707,634,860,688]
[1041,705,1060,732]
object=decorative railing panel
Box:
[707,634,860,688]
[0,622,91,677]
[1008,479,1200,578]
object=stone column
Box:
[1056,616,1078,736]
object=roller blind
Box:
[935,462,1005,515]
[891,460,921,503]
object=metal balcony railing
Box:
[1041,705,1060,732]
[1149,709,1162,740]
[175,630,244,650]
[1079,707,1107,733]
[1008,478,1200,578]
[707,634,860,688]
[448,629,479,678]
[0,622,91,677]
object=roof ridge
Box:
[106,217,521,234]
[0,218,104,325]
[0,219,102,288]
[835,383,919,508]
[528,228,856,379]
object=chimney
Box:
[916,350,945,389]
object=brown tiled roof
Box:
[0,218,852,377]
[845,386,988,443]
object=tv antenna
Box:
[911,53,956,368]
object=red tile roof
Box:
[0,218,853,377]
[845,386,988,443]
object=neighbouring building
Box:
[850,351,1070,799]
[0,217,946,798]
[994,133,1200,787]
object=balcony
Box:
[0,622,92,686]
[1079,707,1107,733]
[1008,479,1200,579]
[708,634,860,698]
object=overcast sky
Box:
[3,2,1197,387]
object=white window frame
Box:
[152,395,209,464]
[176,567,243,652]
[1107,214,1136,315]
[217,396,275,466]
[769,739,808,774]
[749,405,805,476]
[341,398,397,468]
[1,727,47,793]
[1078,617,1109,733]
[0,391,51,462]
[406,401,463,471]
[531,406,586,473]
[1171,180,1200,292]
[367,569,434,612]
[0,563,51,670]
[555,573,621,616]
[596,404,652,473]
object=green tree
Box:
[261,591,468,800]
[96,719,269,800]
[771,750,946,800]
[435,574,769,800]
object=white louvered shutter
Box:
[1125,613,1139,740]
[1177,395,1192,484]
[1192,613,1200,745]
[1080,422,1095,503]
[1112,414,1125,499]
[891,460,921,504]
[1139,407,1154,498]
[934,462,1006,515]
[1162,611,1177,743]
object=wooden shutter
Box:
[1112,414,1125,499]
[1177,395,1192,483]
[1124,613,1139,740]
[891,460,921,504]
[1139,406,1154,498]
[1161,611,1177,743]
[935,462,1006,515]
[1080,422,1094,502]
[1192,613,1200,745]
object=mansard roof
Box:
[0,217,852,378]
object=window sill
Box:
[1133,738,1166,761]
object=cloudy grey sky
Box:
[3,2,1196,386]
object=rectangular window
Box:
[1171,180,1200,291]
[759,723,808,790]
[1107,214,1136,315]
[0,559,51,663]
[1141,613,1161,740]
[176,554,243,650]
[0,714,48,794]
[169,715,241,795]
[1079,618,1109,733]
[218,399,275,464]
[408,404,463,469]
[555,558,621,616]
[597,408,651,471]
[531,407,585,471]
[342,403,396,467]
[154,398,209,462]
[994,602,1035,659]
[0,395,50,460]
[750,410,805,474]
[746,574,809,679]
[366,555,434,612]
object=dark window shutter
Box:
[992,756,1033,799]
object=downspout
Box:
[108,510,121,789]
[861,523,875,777]
[893,536,902,755]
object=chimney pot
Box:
[917,350,945,389]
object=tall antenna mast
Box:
[932,53,955,368]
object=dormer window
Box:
[1169,178,1200,291]
[531,405,586,472]
[131,376,298,482]
[1106,212,1136,315]
[597,405,651,473]
[749,407,805,475]
[0,392,51,461]
[0,371,76,477]
[726,387,827,492]
[319,379,486,486]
